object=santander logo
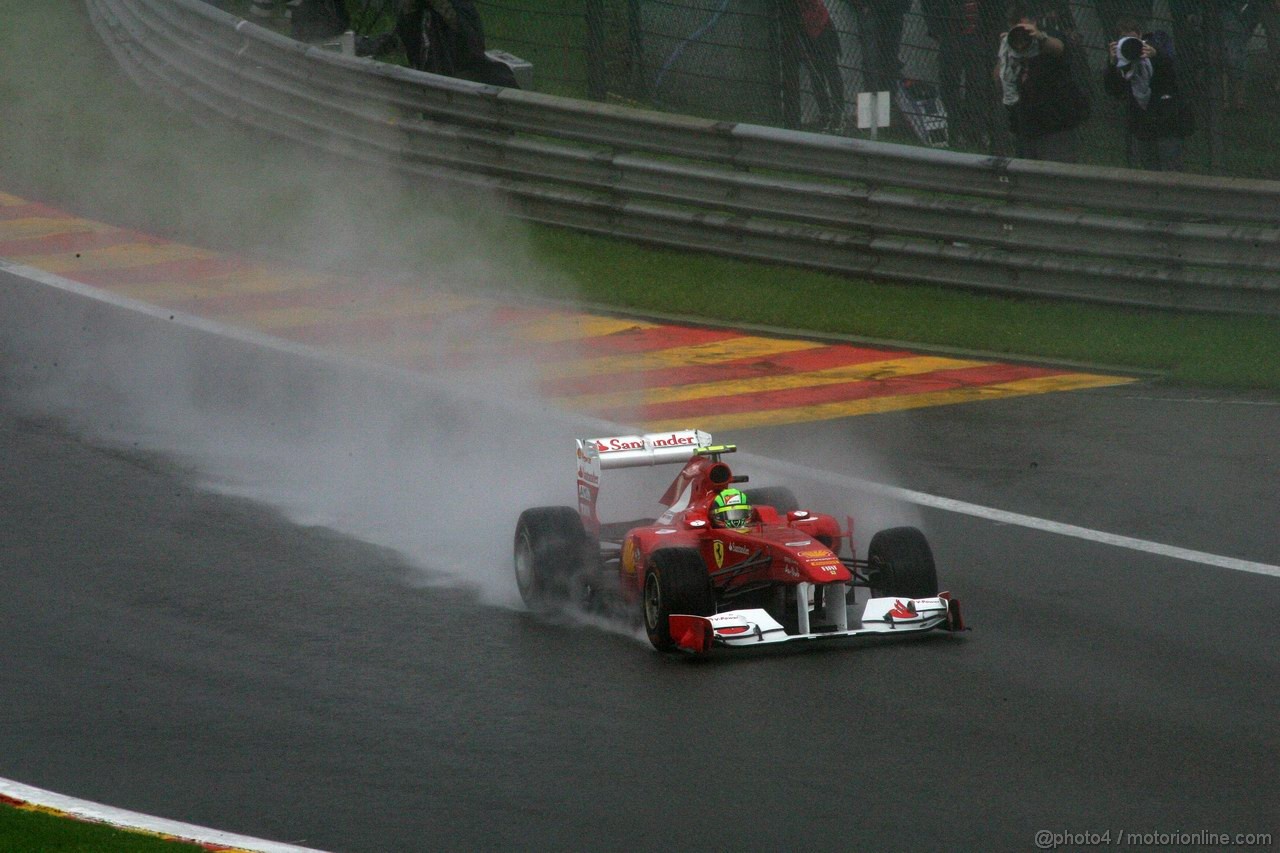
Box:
[596,433,698,452]
[597,437,644,452]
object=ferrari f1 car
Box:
[513,429,964,654]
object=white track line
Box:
[748,456,1280,579]
[0,778,329,852]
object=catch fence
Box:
[477,0,1280,179]
[87,0,1280,314]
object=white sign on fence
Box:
[856,91,891,139]
[860,91,890,129]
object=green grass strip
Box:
[528,227,1279,388]
[0,801,206,852]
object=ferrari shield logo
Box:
[713,540,724,568]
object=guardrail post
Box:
[1201,7,1225,175]
[585,0,606,101]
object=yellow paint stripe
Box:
[13,242,217,273]
[129,273,477,313]
[509,313,658,344]
[93,270,334,305]
[361,290,493,315]
[399,290,545,320]
[0,192,1140,432]
[162,269,328,298]
[368,310,652,361]
[640,373,1137,432]
[0,216,114,241]
[539,335,825,380]
[560,355,983,410]
[108,282,216,302]
[225,292,460,331]
[331,295,516,349]
[102,269,312,302]
[230,287,496,319]
[232,305,339,330]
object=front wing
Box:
[668,593,965,654]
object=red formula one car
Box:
[513,429,965,654]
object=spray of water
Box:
[0,2,925,630]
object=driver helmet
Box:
[711,488,753,528]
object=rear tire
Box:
[642,548,716,651]
[513,507,589,610]
[868,526,939,599]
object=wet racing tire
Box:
[868,526,939,599]
[642,548,716,651]
[513,506,589,611]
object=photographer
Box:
[996,5,1090,163]
[1103,18,1192,171]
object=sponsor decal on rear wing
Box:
[575,429,712,533]
[577,429,713,470]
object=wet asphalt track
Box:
[1,378,1277,852]
[2,3,1275,846]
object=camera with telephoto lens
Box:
[1116,36,1144,63]
[1007,25,1034,51]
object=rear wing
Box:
[576,430,712,533]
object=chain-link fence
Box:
[202,0,1280,179]
[472,0,1280,180]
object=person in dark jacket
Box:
[290,0,349,41]
[920,0,1004,150]
[1094,0,1154,43]
[995,4,1090,162]
[845,0,911,95]
[395,0,519,88]
[1103,18,1191,171]
[781,0,845,132]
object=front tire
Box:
[868,526,939,599]
[642,548,716,651]
[513,506,588,610]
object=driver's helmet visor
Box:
[713,506,753,527]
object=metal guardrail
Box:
[85,0,1280,314]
